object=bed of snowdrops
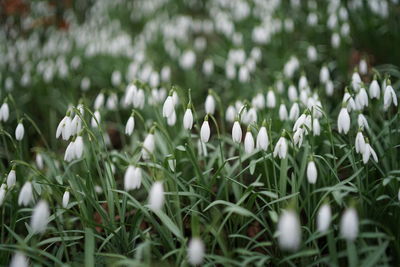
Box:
[1,0,400,266]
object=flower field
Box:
[1,0,400,266]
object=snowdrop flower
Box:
[293,114,311,132]
[340,207,359,241]
[298,75,308,91]
[133,89,145,109]
[111,71,122,86]
[313,118,321,136]
[343,91,356,112]
[273,136,288,159]
[70,114,82,136]
[124,165,142,190]
[355,131,366,154]
[232,120,242,143]
[266,90,276,108]
[7,167,16,188]
[81,77,90,91]
[125,115,135,136]
[36,153,44,170]
[183,107,194,130]
[31,200,50,234]
[279,104,288,121]
[278,209,301,251]
[307,160,317,184]
[293,128,304,148]
[0,102,9,122]
[10,252,29,267]
[362,142,378,164]
[188,237,205,265]
[62,190,70,208]
[355,87,368,110]
[244,129,255,154]
[18,181,33,206]
[326,80,334,96]
[167,110,177,126]
[225,105,236,123]
[64,140,75,162]
[91,110,101,128]
[289,103,300,121]
[106,93,118,110]
[123,84,137,107]
[359,59,368,75]
[163,95,175,118]
[331,32,340,48]
[149,181,164,212]
[56,114,72,140]
[142,132,155,160]
[256,125,269,151]
[205,94,216,115]
[383,80,398,110]
[369,79,380,99]
[180,50,196,70]
[94,92,105,110]
[15,122,25,141]
[203,59,214,76]
[243,107,257,125]
[200,118,211,143]
[288,85,298,102]
[238,65,250,83]
[252,93,265,110]
[0,184,6,206]
[320,66,330,84]
[357,113,369,130]
[307,45,318,61]
[74,136,84,159]
[337,107,350,134]
[352,71,362,91]
[317,203,332,232]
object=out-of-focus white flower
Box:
[320,66,330,84]
[226,105,236,123]
[200,120,211,143]
[125,116,135,136]
[340,207,358,241]
[106,93,118,110]
[91,111,101,128]
[252,93,265,109]
[7,168,16,188]
[266,90,276,108]
[273,136,288,159]
[0,102,9,122]
[205,94,216,115]
[256,126,269,151]
[278,209,301,251]
[31,200,50,234]
[279,104,288,121]
[0,184,6,206]
[36,153,44,170]
[331,32,340,48]
[188,237,205,266]
[133,89,145,109]
[326,80,334,96]
[307,160,317,184]
[167,110,177,126]
[244,130,255,154]
[149,181,164,212]
[163,95,175,118]
[18,181,33,206]
[124,165,142,190]
[307,45,318,61]
[359,59,368,75]
[293,128,304,148]
[288,85,298,102]
[203,59,214,76]
[355,87,368,110]
[317,203,331,232]
[123,84,137,107]
[15,122,25,141]
[62,190,70,208]
[313,118,321,136]
[10,252,29,267]
[337,107,350,134]
[74,136,84,159]
[94,92,105,110]
[142,133,155,160]
[343,92,356,112]
[351,71,362,91]
[289,103,300,121]
[180,50,196,70]
[362,143,378,164]
[357,114,369,130]
[369,79,380,99]
[81,77,90,91]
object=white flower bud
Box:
[351,72,362,91]
[326,80,334,96]
[273,137,288,159]
[167,110,177,126]
[142,133,155,160]
[94,92,105,110]
[36,153,44,170]
[106,93,118,110]
[125,116,135,136]
[313,118,321,136]
[7,169,16,188]
[317,204,331,232]
[244,131,255,154]
[91,111,101,128]
[369,79,380,99]
[124,165,142,190]
[205,95,215,115]
[279,104,288,121]
[289,103,300,121]
[200,121,210,143]
[288,85,298,102]
[31,200,50,234]
[256,126,269,151]
[133,89,145,109]
[278,210,301,251]
[18,181,33,206]
[340,207,358,241]
[163,96,175,118]
[188,237,205,265]
[0,102,9,122]
[232,121,242,143]
[62,191,70,208]
[383,84,398,110]
[149,181,164,212]
[355,131,366,154]
[0,184,6,206]
[183,109,194,130]
[225,105,236,123]
[337,107,350,134]
[266,90,276,108]
[15,122,25,141]
[320,66,330,84]
[74,136,84,159]
[10,252,29,267]
[307,160,317,184]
